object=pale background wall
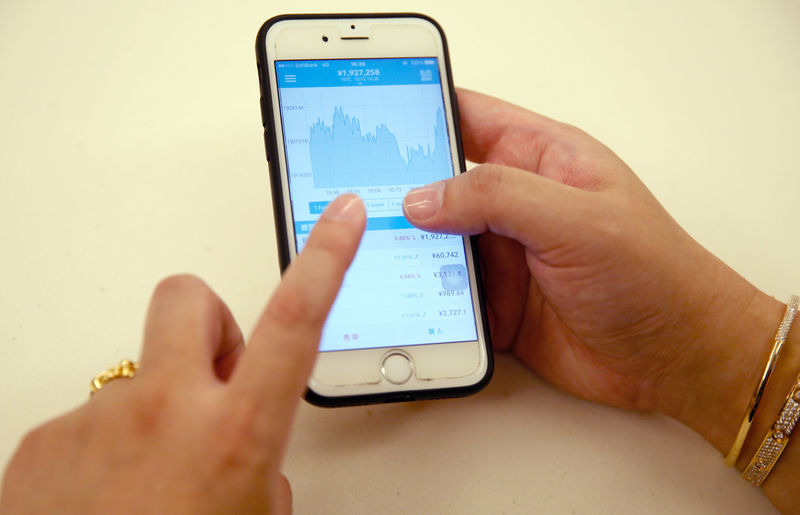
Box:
[1,1,798,512]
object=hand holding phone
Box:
[255,14,492,406]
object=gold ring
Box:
[90,359,139,396]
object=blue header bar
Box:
[275,58,441,88]
[295,215,414,235]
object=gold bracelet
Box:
[742,374,800,485]
[725,295,799,466]
[90,359,139,396]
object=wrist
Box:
[642,255,800,512]
[645,264,787,454]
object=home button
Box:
[381,352,413,384]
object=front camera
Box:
[322,35,328,42]
[351,24,356,29]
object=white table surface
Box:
[1,1,798,513]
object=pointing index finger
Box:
[228,194,365,444]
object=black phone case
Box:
[255,13,493,407]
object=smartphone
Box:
[255,13,492,406]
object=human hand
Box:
[403,89,783,429]
[0,194,366,514]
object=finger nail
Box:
[403,182,445,221]
[322,194,363,221]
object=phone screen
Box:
[275,57,478,352]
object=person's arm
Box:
[403,88,799,512]
[657,295,799,510]
[0,194,366,513]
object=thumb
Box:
[403,163,588,252]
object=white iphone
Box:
[255,13,492,406]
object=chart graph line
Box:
[309,107,452,188]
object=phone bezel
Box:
[255,13,493,406]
